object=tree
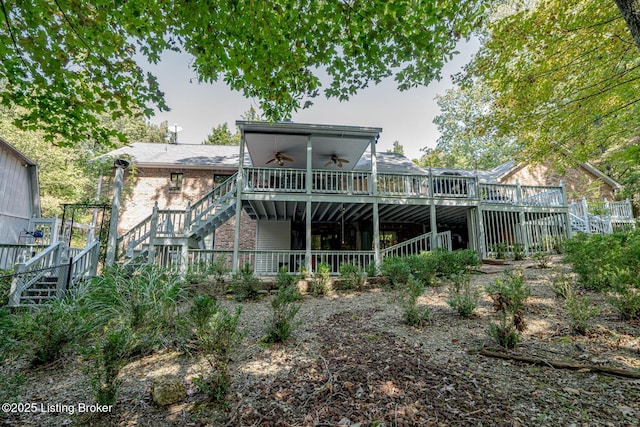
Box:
[614,0,640,51]
[431,84,521,170]
[202,123,240,145]
[391,141,405,156]
[0,1,489,146]
[459,0,640,169]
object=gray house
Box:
[0,137,41,244]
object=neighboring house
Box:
[0,137,41,244]
[105,121,574,273]
[484,160,622,203]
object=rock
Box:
[151,374,186,406]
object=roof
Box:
[99,143,249,169]
[0,137,37,166]
[355,152,428,175]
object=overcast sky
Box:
[146,39,479,161]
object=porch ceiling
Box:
[243,201,468,227]
[241,121,379,172]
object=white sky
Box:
[147,39,479,161]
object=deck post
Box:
[476,206,486,259]
[560,181,573,238]
[515,180,529,254]
[232,127,246,273]
[305,135,313,273]
[147,202,158,265]
[430,201,437,250]
[582,197,590,234]
[604,198,613,233]
[371,137,381,269]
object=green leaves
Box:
[1,0,489,146]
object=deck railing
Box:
[8,242,63,307]
[0,244,48,270]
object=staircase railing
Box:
[8,242,63,307]
[67,240,100,289]
[116,213,154,261]
[188,173,238,232]
[381,230,452,258]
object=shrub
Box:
[365,261,377,278]
[608,280,640,320]
[512,243,525,261]
[88,327,132,405]
[551,271,574,299]
[493,243,508,259]
[380,256,411,288]
[339,263,365,291]
[309,263,331,296]
[189,295,218,332]
[446,271,479,317]
[487,311,520,349]
[486,269,530,318]
[532,251,552,269]
[566,294,600,335]
[262,282,301,343]
[193,306,244,400]
[230,263,262,301]
[400,275,429,326]
[0,268,12,306]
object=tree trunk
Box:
[614,0,640,51]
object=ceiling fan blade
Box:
[340,158,349,163]
[337,161,343,168]
[324,160,333,167]
[266,158,276,165]
[281,155,294,162]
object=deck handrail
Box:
[0,244,48,270]
[189,173,238,227]
[68,240,100,288]
[8,242,63,307]
[381,232,433,257]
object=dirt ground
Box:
[3,257,639,427]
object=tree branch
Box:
[0,0,29,68]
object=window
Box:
[169,173,183,192]
[214,174,233,187]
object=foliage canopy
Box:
[1,1,488,146]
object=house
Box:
[104,121,575,274]
[0,137,41,244]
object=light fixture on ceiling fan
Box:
[325,154,349,168]
[266,152,294,166]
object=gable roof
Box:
[0,136,37,166]
[99,143,249,169]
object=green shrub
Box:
[551,271,574,299]
[566,294,600,335]
[493,243,508,259]
[309,263,331,296]
[189,295,218,332]
[365,261,377,278]
[262,282,301,343]
[0,268,12,306]
[88,327,133,405]
[380,256,411,288]
[339,263,365,291]
[400,275,429,326]
[486,269,530,317]
[487,311,520,349]
[532,251,552,269]
[230,263,262,301]
[512,243,525,261]
[193,306,244,401]
[446,271,479,317]
[609,280,640,320]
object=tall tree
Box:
[202,123,240,145]
[461,0,640,168]
[431,83,521,170]
[0,1,489,146]
[391,141,405,156]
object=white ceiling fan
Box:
[266,152,294,166]
[325,154,349,168]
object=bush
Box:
[486,269,530,318]
[400,275,429,326]
[193,306,244,401]
[532,251,552,269]
[566,294,600,335]
[365,261,377,278]
[88,327,133,405]
[230,263,262,301]
[446,271,479,317]
[488,311,520,349]
[339,263,365,291]
[380,256,411,288]
[0,268,13,306]
[551,271,574,299]
[512,243,525,261]
[309,263,331,296]
[262,282,301,344]
[609,280,640,320]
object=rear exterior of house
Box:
[105,121,582,275]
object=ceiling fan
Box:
[324,154,349,168]
[265,152,294,166]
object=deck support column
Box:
[371,137,380,270]
[305,135,313,273]
[476,206,486,259]
[516,181,529,255]
[430,201,438,250]
[560,181,573,238]
[232,128,246,273]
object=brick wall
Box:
[214,210,256,250]
[501,164,615,202]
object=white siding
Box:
[255,220,291,274]
[0,145,35,243]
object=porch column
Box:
[371,137,380,269]
[516,180,529,254]
[105,158,130,266]
[476,206,486,259]
[561,181,573,238]
[232,127,246,273]
[430,201,438,249]
[305,135,313,272]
